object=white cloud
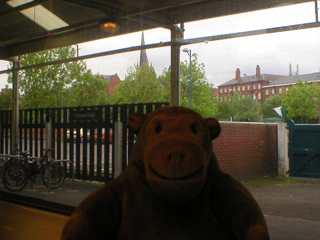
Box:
[0,61,10,89]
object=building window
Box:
[272,89,275,95]
[286,87,289,91]
[258,93,261,99]
[242,86,245,91]
[229,88,232,92]
[253,84,256,90]
[266,89,269,95]
[237,86,240,91]
[258,84,261,89]
[233,87,236,92]
[253,93,256,99]
[224,88,227,93]
[248,85,250,91]
[279,88,282,94]
[220,89,222,93]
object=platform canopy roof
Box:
[0,0,315,60]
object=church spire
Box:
[140,32,149,67]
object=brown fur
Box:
[61,106,269,240]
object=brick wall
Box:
[213,122,278,180]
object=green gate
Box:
[288,120,320,178]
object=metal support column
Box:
[170,25,183,106]
[114,122,123,178]
[315,0,319,22]
[11,57,20,154]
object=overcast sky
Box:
[1,2,320,89]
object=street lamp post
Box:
[182,48,197,109]
[243,74,251,121]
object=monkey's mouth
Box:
[149,164,203,181]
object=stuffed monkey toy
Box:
[61,106,269,240]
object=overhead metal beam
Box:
[0,18,104,48]
[0,0,314,60]
[2,21,320,75]
[177,22,320,45]
[61,0,176,29]
[0,41,173,75]
[166,0,313,26]
[120,0,205,30]
[124,15,173,30]
[0,19,160,59]
[61,0,131,13]
[123,0,205,18]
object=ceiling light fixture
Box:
[100,18,120,33]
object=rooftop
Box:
[219,67,320,88]
[220,74,284,86]
[267,72,320,86]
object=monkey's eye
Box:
[155,125,162,133]
[191,125,197,134]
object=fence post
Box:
[45,122,52,149]
[278,122,289,177]
[114,122,123,178]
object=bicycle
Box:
[2,149,66,192]
[0,151,28,176]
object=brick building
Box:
[101,74,121,95]
[262,72,320,102]
[0,87,10,95]
[217,65,320,104]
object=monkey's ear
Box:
[128,113,148,135]
[205,118,221,140]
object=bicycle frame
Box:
[2,148,66,192]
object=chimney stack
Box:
[235,68,241,80]
[256,65,261,78]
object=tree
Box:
[0,85,13,110]
[66,71,110,107]
[115,63,167,104]
[180,57,218,117]
[159,57,218,117]
[261,95,284,119]
[215,98,234,121]
[8,46,88,108]
[216,92,261,122]
[283,80,320,123]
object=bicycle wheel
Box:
[42,162,65,189]
[2,164,28,192]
